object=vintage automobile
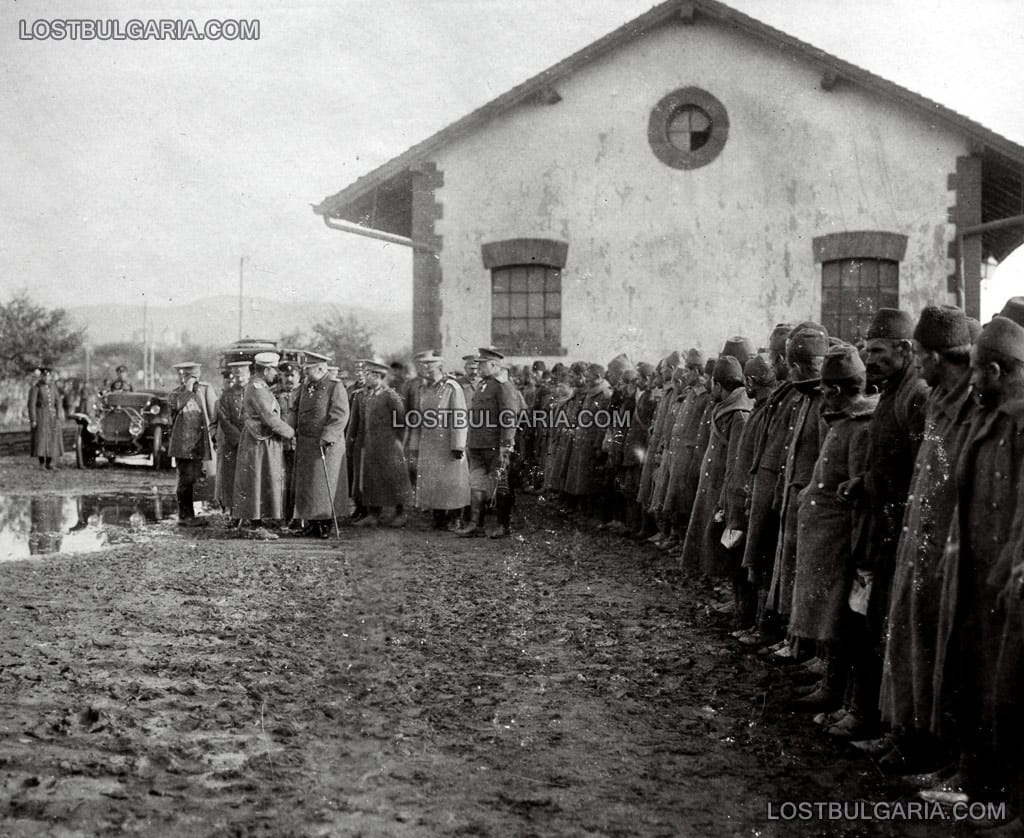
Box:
[70,389,174,469]
[217,339,308,373]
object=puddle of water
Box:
[0,491,182,561]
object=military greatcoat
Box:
[415,376,470,511]
[232,378,294,520]
[788,398,875,642]
[741,383,799,585]
[636,384,671,508]
[215,384,245,510]
[932,396,1024,738]
[664,386,714,521]
[27,380,64,459]
[354,385,411,507]
[767,380,824,618]
[680,386,753,577]
[879,372,973,731]
[565,382,612,497]
[292,376,350,521]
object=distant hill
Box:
[68,295,412,354]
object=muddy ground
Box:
[0,456,978,836]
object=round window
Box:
[648,88,729,170]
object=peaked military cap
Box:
[477,347,504,361]
[253,352,280,367]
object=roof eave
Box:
[314,0,1024,220]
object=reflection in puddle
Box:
[0,491,180,561]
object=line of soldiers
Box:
[516,300,1024,825]
[166,345,522,541]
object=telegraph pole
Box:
[238,256,245,339]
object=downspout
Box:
[321,215,439,253]
[955,214,1024,310]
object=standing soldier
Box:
[28,365,64,470]
[216,361,250,522]
[275,360,302,527]
[458,355,481,406]
[167,361,219,526]
[27,364,63,471]
[346,359,368,521]
[352,360,412,527]
[414,352,471,529]
[291,355,350,538]
[232,352,294,539]
[459,348,517,538]
[931,316,1024,807]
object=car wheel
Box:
[75,427,96,469]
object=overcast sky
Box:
[2,0,1023,318]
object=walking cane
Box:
[319,445,341,539]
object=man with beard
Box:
[928,315,1024,810]
[877,306,974,774]
[458,348,516,538]
[291,355,349,538]
[232,352,295,539]
[830,309,928,741]
[216,361,249,523]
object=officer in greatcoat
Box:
[27,365,64,470]
[167,361,219,525]
[352,360,412,527]
[216,361,249,520]
[290,354,350,538]
[232,352,294,538]
[459,347,516,538]
[413,351,471,529]
[275,360,302,526]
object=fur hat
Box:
[685,348,705,368]
[966,317,982,343]
[664,350,681,368]
[821,344,866,383]
[713,354,744,385]
[866,308,914,340]
[998,296,1024,329]
[637,361,655,377]
[743,354,775,385]
[768,323,795,356]
[976,316,1024,364]
[721,336,755,367]
[786,322,828,363]
[913,306,972,352]
[607,353,632,375]
[704,358,717,376]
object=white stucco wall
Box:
[432,17,967,363]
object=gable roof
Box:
[314,0,1024,223]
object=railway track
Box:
[0,424,78,458]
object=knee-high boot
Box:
[457,490,487,538]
